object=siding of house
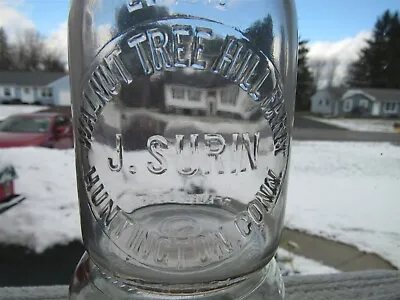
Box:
[339,94,373,116]
[311,90,335,115]
[164,84,208,112]
[0,84,54,104]
[48,75,71,106]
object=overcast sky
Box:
[0,0,399,85]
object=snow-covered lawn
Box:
[0,141,399,273]
[0,105,48,121]
[306,116,399,133]
[277,248,339,276]
[286,141,400,269]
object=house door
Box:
[208,101,214,115]
[207,96,217,116]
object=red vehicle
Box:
[0,112,74,149]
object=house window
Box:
[172,87,184,99]
[41,88,53,98]
[4,87,11,96]
[343,99,353,112]
[24,87,30,94]
[383,102,397,113]
[325,99,330,106]
[359,99,369,109]
[188,90,201,101]
[220,86,239,106]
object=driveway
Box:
[294,115,345,130]
[294,115,400,143]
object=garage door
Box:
[58,90,71,106]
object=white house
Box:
[311,87,400,118]
[47,75,71,106]
[163,71,260,120]
[0,71,65,105]
[311,87,346,116]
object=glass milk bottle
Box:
[68,0,298,299]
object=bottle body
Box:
[68,0,297,298]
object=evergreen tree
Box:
[245,15,274,56]
[347,10,400,88]
[0,28,13,70]
[296,39,316,111]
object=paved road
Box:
[293,128,400,143]
[294,115,345,130]
[282,228,396,272]
[40,107,399,143]
[293,116,400,143]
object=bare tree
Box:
[325,59,339,87]
[310,59,326,88]
[10,28,65,72]
[0,28,13,70]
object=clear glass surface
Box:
[68,0,297,298]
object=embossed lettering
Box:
[234,212,252,237]
[238,54,260,93]
[255,169,282,211]
[247,199,265,224]
[88,74,112,104]
[126,0,156,12]
[147,135,168,174]
[77,106,96,149]
[234,168,282,236]
[240,132,260,172]
[91,183,109,206]
[108,134,123,172]
[176,134,199,176]
[204,133,226,175]
[191,27,212,70]
[249,67,270,101]
[213,37,243,77]
[172,25,192,68]
[85,166,100,192]
[99,199,120,226]
[110,218,129,240]
[230,133,240,174]
[214,36,271,101]
[125,226,143,250]
[128,33,153,75]
[260,86,288,155]
[147,28,172,71]
[209,231,233,258]
[104,47,133,85]
[204,134,226,157]
[233,50,253,84]
[93,65,120,96]
[155,237,170,265]
[84,167,119,226]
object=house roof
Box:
[317,86,347,98]
[356,88,400,103]
[0,71,66,86]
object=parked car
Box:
[0,112,73,148]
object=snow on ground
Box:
[277,248,339,276]
[0,148,80,252]
[0,141,399,271]
[286,141,400,269]
[306,116,399,133]
[0,105,48,121]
